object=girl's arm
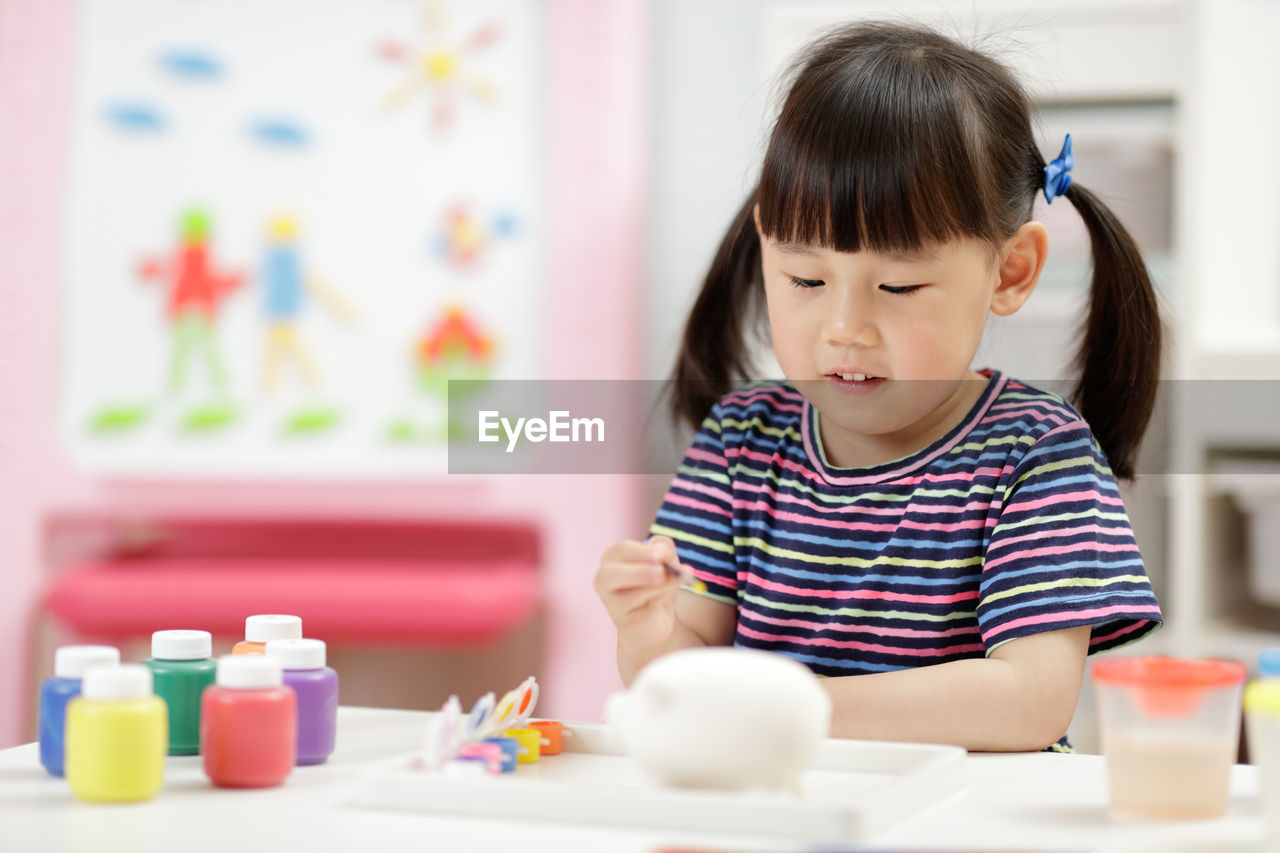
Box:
[617,591,738,685]
[596,535,738,686]
[820,625,1091,751]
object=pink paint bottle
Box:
[232,614,302,655]
[264,638,338,766]
[201,655,296,788]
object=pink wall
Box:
[0,0,650,747]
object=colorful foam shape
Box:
[103,102,168,132]
[179,402,238,433]
[416,307,494,366]
[430,233,450,259]
[491,211,519,237]
[88,404,150,434]
[249,118,311,148]
[282,408,341,436]
[374,5,503,132]
[158,49,224,80]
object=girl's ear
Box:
[990,221,1049,316]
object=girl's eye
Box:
[788,276,824,289]
[880,284,924,295]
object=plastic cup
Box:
[1093,656,1246,820]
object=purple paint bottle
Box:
[264,638,337,765]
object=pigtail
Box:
[670,191,766,430]
[1062,183,1162,481]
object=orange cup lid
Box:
[1092,656,1245,689]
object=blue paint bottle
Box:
[39,645,121,776]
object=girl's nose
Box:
[823,288,881,348]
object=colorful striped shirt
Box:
[649,369,1162,678]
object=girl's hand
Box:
[593,535,688,652]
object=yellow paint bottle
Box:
[65,663,167,803]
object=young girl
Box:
[594,21,1163,752]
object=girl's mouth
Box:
[826,373,887,395]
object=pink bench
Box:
[41,518,541,646]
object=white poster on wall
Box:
[59,0,544,478]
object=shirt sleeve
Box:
[977,420,1163,655]
[648,403,737,603]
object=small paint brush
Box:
[663,560,708,594]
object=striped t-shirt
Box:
[649,369,1162,676]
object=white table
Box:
[0,706,1272,852]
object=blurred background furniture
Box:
[0,0,650,747]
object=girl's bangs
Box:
[757,60,1000,255]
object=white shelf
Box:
[1194,345,1280,380]
[1208,623,1280,673]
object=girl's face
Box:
[758,224,1007,467]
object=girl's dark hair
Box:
[671,21,1161,480]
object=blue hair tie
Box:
[1042,134,1073,204]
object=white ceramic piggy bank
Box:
[606,646,832,791]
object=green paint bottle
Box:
[143,630,216,755]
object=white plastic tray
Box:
[346,718,968,843]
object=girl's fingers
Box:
[617,579,684,617]
[606,539,664,559]
[643,535,678,566]
[605,537,681,576]
[599,575,683,620]
[599,560,677,592]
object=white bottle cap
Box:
[244,614,303,643]
[151,630,213,660]
[81,664,153,701]
[264,638,326,670]
[216,654,283,689]
[54,645,121,679]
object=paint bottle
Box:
[232,614,302,655]
[1245,648,1280,834]
[142,630,216,755]
[65,664,167,802]
[38,645,121,777]
[264,638,338,765]
[202,654,296,787]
